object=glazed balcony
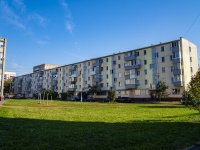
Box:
[92,60,101,67]
[69,65,77,71]
[124,55,136,61]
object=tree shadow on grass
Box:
[138,105,185,109]
[0,117,200,150]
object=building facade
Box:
[0,38,7,100]
[12,37,198,100]
[4,71,16,80]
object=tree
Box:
[184,70,200,112]
[42,90,58,100]
[108,88,116,103]
[4,79,12,95]
[155,81,170,101]
[88,84,99,94]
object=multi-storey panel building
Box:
[12,37,198,100]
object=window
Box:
[88,77,90,81]
[154,53,159,58]
[144,69,147,75]
[161,57,165,62]
[171,66,173,72]
[144,60,147,65]
[119,82,121,87]
[172,89,180,94]
[145,79,148,85]
[190,57,192,62]
[172,42,178,48]
[106,66,108,70]
[136,71,140,76]
[114,78,117,82]
[125,90,129,95]
[106,74,108,79]
[110,70,114,74]
[107,83,109,87]
[135,51,139,56]
[118,55,120,60]
[113,61,116,65]
[135,90,140,95]
[106,58,108,62]
[118,64,121,68]
[189,47,191,52]
[170,55,172,60]
[118,73,121,78]
[101,67,103,71]
[150,64,154,69]
[144,50,146,55]
[88,62,90,66]
[162,67,165,73]
[161,46,164,52]
[191,67,193,73]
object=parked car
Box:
[116,96,131,103]
[68,96,81,101]
[86,95,95,102]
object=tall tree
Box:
[4,79,12,95]
[155,81,170,101]
[184,70,200,112]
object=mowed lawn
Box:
[0,100,200,150]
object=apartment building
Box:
[4,71,16,80]
[0,38,6,100]
[12,37,198,100]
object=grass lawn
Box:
[0,99,200,150]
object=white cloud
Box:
[59,0,74,33]
[71,53,86,60]
[13,0,26,12]
[0,0,25,29]
[36,40,49,45]
[10,62,24,69]
[65,21,74,33]
[29,13,47,26]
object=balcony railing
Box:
[69,65,77,71]
[125,84,137,89]
[125,64,140,70]
[173,81,183,87]
[173,69,182,75]
[171,46,179,52]
[172,58,181,64]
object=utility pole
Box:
[0,38,6,101]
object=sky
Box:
[0,0,200,76]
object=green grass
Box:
[0,99,200,150]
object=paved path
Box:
[0,100,4,106]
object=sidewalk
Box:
[0,100,4,106]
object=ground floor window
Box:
[172,88,180,94]
[125,90,129,95]
[135,90,140,95]
[145,90,149,95]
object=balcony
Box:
[90,70,96,75]
[92,60,101,67]
[52,68,58,74]
[173,69,182,75]
[51,80,58,86]
[124,55,136,61]
[68,85,77,91]
[92,77,101,82]
[125,84,137,89]
[125,75,130,80]
[171,46,179,52]
[172,58,181,64]
[125,64,140,70]
[173,81,183,87]
[69,72,79,77]
[69,65,77,71]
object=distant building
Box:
[0,38,7,100]
[33,64,59,73]
[4,71,16,80]
[12,37,198,100]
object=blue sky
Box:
[0,0,200,76]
